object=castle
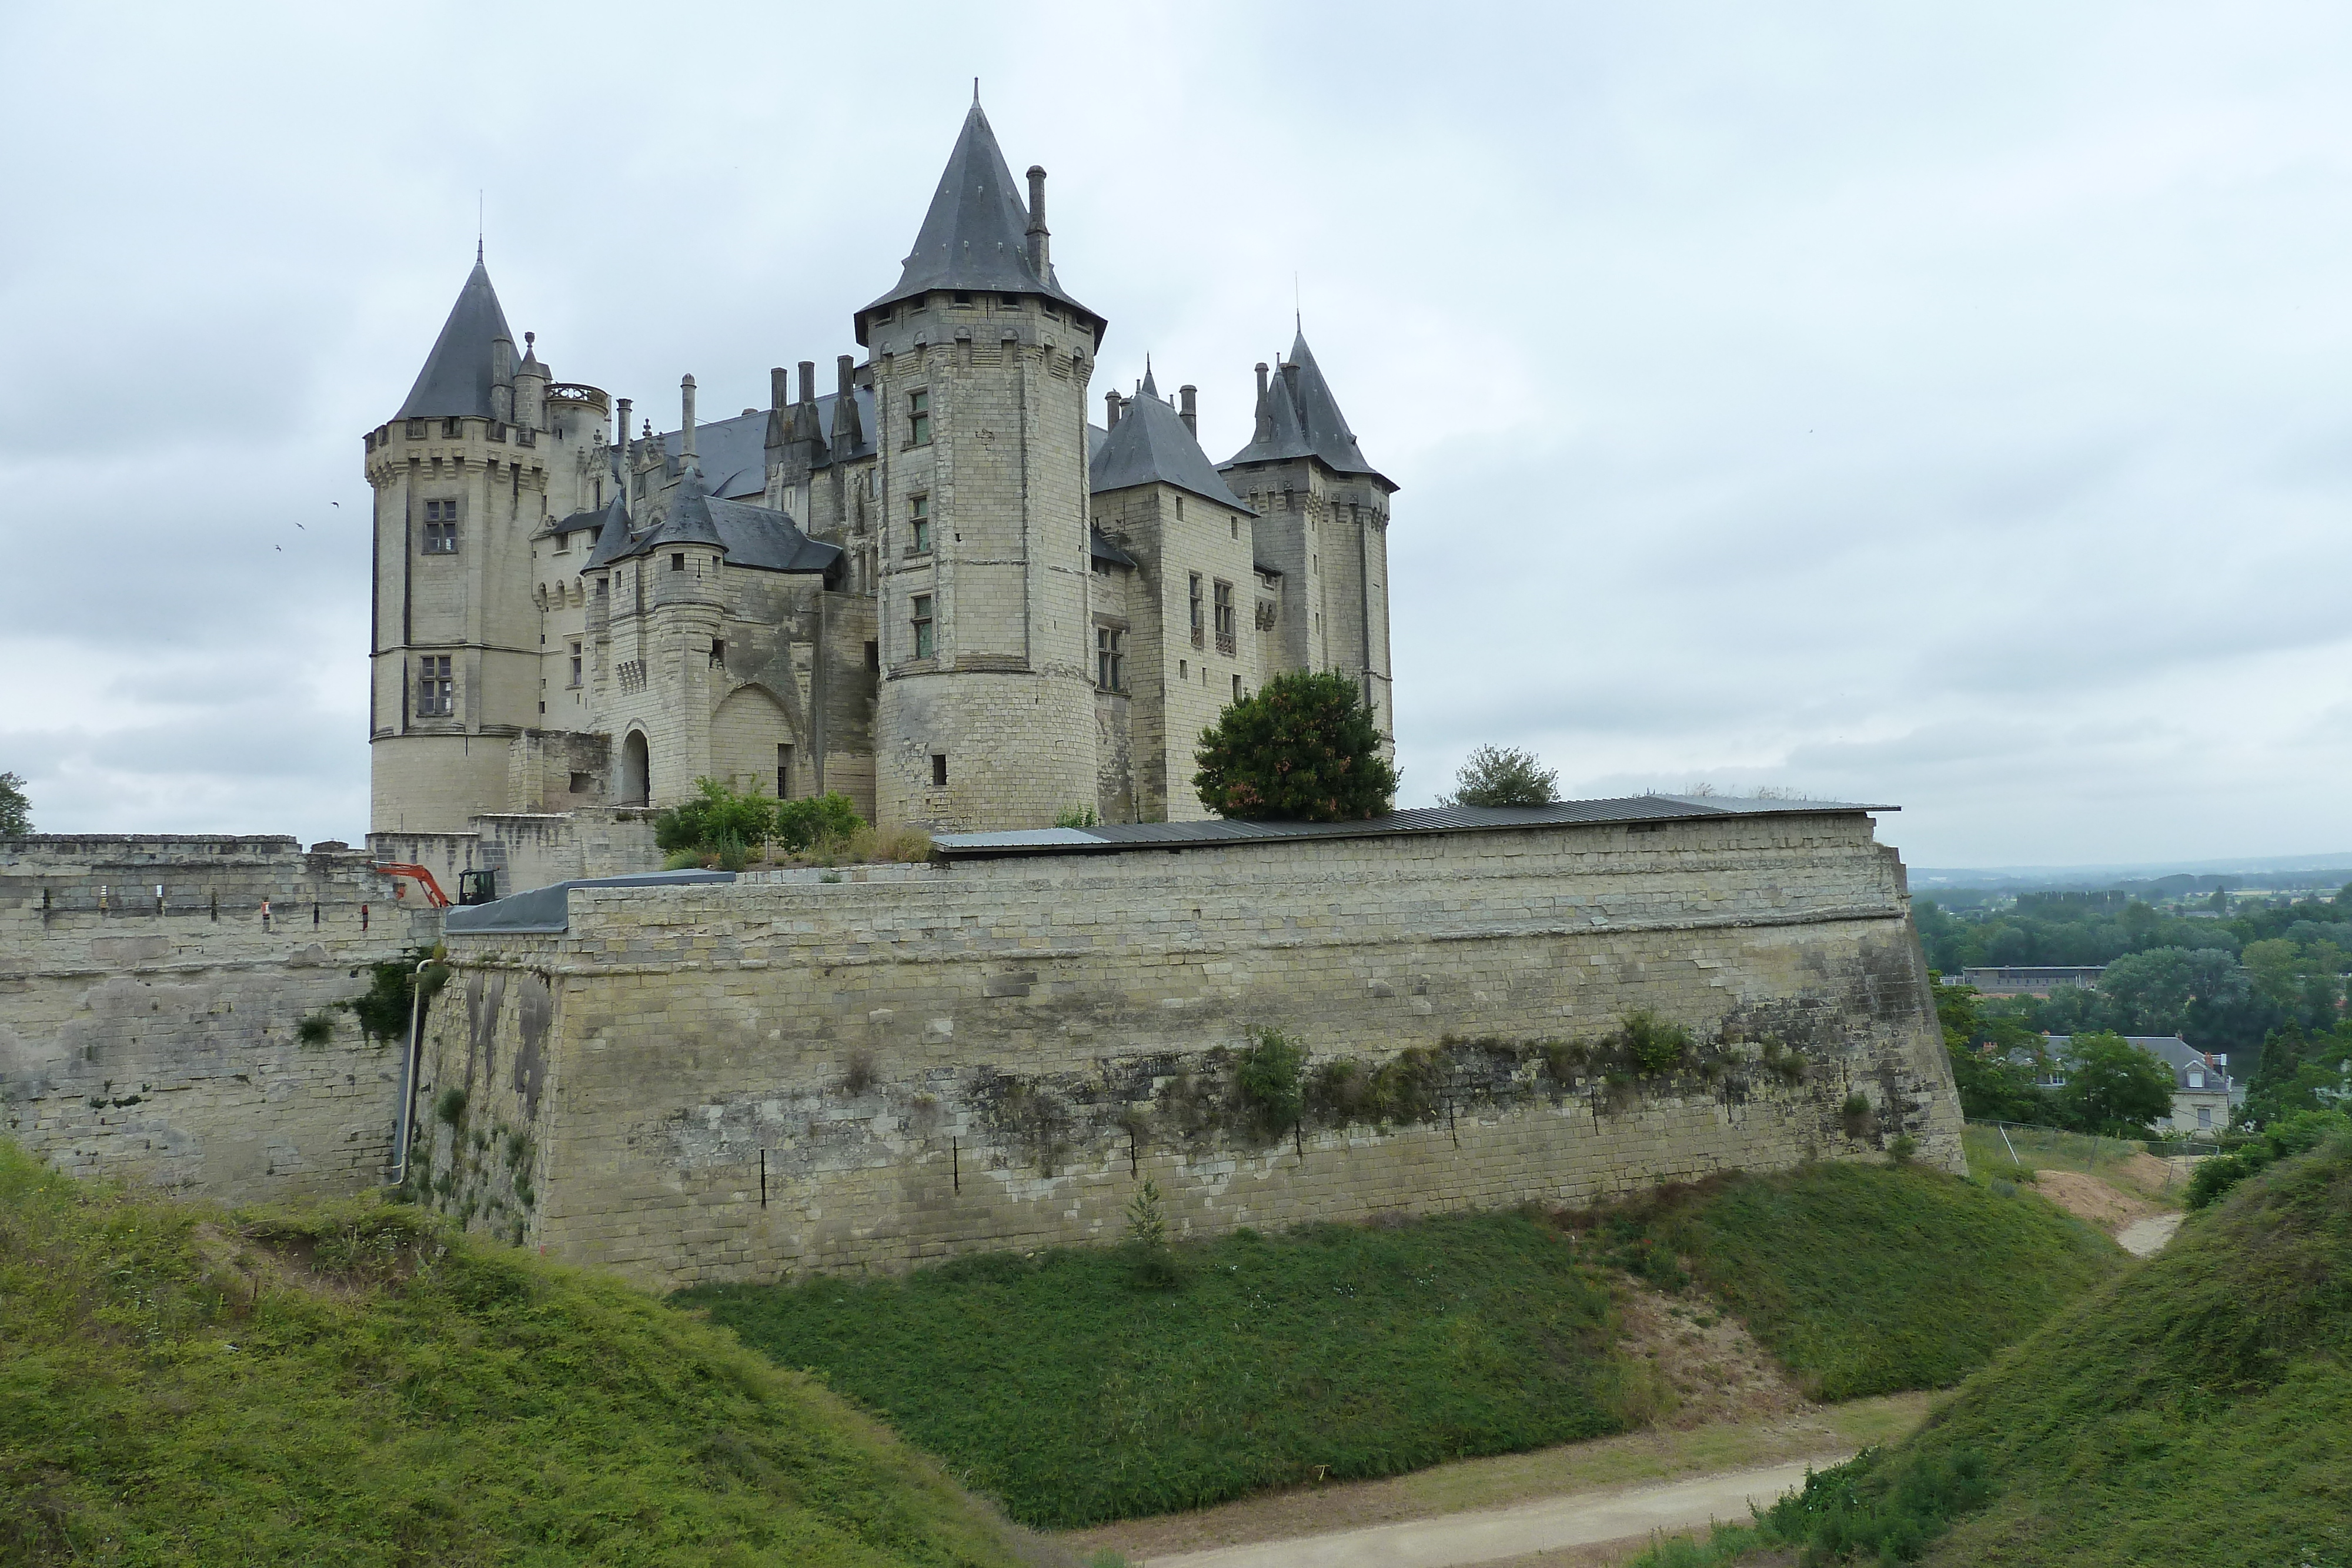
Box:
[365,99,1395,838]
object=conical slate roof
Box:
[1221,329,1391,489]
[619,469,725,559]
[860,101,1099,340]
[584,493,634,568]
[1091,366,1253,514]
[397,257,514,421]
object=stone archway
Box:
[620,730,650,806]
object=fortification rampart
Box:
[416,810,1963,1290]
[0,835,442,1199]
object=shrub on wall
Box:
[654,778,867,864]
[1235,1029,1307,1134]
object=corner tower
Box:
[857,101,1105,831]
[363,254,610,833]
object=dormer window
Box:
[442,418,461,439]
[421,500,459,553]
[951,291,973,306]
[1001,293,1022,309]
[907,389,931,447]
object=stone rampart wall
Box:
[0,835,441,1200]
[420,812,1963,1291]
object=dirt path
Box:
[1140,1457,1839,1568]
[2117,1212,2184,1256]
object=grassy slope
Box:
[1590,1161,2125,1401]
[684,1212,1634,1529]
[1634,1136,2352,1567]
[1913,1133,2352,1566]
[0,1144,1045,1568]
[689,1164,2122,1529]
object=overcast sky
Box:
[3,2,2348,868]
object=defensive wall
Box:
[0,835,442,1200]
[368,808,660,907]
[414,800,1966,1291]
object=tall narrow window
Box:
[709,638,726,668]
[907,389,931,446]
[864,639,879,671]
[1097,626,1124,692]
[1188,573,1205,648]
[1214,580,1237,655]
[909,493,931,553]
[911,594,934,660]
[931,753,948,787]
[777,744,793,800]
[568,641,582,687]
[1232,673,1243,701]
[421,499,459,553]
[416,656,453,717]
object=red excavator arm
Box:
[373,862,453,908]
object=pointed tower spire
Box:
[1140,356,1157,399]
[858,101,1102,345]
[397,256,515,420]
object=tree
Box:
[1193,670,1398,821]
[1441,745,1558,807]
[0,771,28,837]
[2097,946,2247,1036]
[2057,1032,2177,1136]
[1935,976,2054,1122]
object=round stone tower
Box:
[857,102,1105,831]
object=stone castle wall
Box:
[0,835,442,1200]
[416,811,1963,1291]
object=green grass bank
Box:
[0,1142,1052,1567]
[687,1161,2122,1528]
[1575,1159,2126,1400]
[1634,1134,2352,1567]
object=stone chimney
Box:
[1252,362,1274,443]
[680,374,697,467]
[616,397,632,464]
[1025,165,1050,274]
[832,355,863,457]
[798,360,817,409]
[1104,387,1121,430]
[490,335,516,424]
[1179,384,1198,437]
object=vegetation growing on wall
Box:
[0,1141,1046,1567]
[340,950,449,1044]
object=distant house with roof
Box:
[1960,965,2105,996]
[2044,1034,2238,1135]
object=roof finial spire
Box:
[973,76,980,105]
[477,190,485,262]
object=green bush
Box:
[293,1012,336,1048]
[1234,1028,1305,1135]
[1192,669,1398,821]
[1619,1011,1691,1075]
[653,777,867,860]
[2184,1108,2351,1209]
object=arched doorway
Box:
[620,730,650,805]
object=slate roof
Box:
[652,389,877,500]
[933,795,1895,860]
[860,101,1100,342]
[1090,526,1135,569]
[397,257,515,422]
[1222,329,1391,489]
[609,469,843,581]
[1090,365,1254,513]
[584,494,633,568]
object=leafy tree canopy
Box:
[1193,670,1398,821]
[1441,745,1559,808]
[2056,1032,2177,1136]
[0,770,29,837]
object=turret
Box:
[858,99,1104,830]
[514,332,548,429]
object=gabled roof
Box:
[1090,365,1254,514]
[397,258,515,422]
[584,495,634,568]
[1221,328,1392,490]
[860,101,1100,341]
[607,470,842,581]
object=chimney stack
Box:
[1104,387,1121,429]
[616,397,632,464]
[833,355,863,457]
[490,335,516,423]
[769,367,789,411]
[1024,165,1050,273]
[799,360,818,407]
[680,374,697,466]
[1252,362,1274,443]
[1178,384,1198,437]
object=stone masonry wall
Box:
[420,811,1963,1292]
[1,835,442,1200]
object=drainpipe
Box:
[389,957,433,1191]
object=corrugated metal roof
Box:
[931,795,1895,860]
